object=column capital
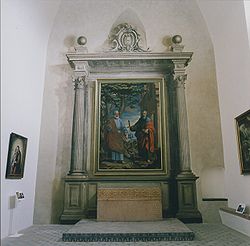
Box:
[174,74,187,88]
[172,59,188,89]
[72,75,88,90]
[71,60,90,89]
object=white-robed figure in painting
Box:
[105,110,128,163]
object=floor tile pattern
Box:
[62,219,194,242]
[2,223,250,246]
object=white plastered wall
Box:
[245,0,250,45]
[1,0,61,239]
[198,0,250,211]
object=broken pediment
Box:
[108,23,149,52]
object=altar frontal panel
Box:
[97,186,162,221]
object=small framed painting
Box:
[5,133,28,179]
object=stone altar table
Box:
[97,185,162,221]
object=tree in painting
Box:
[100,83,145,121]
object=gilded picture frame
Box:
[5,132,28,179]
[93,78,168,176]
[235,109,250,174]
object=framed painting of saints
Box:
[93,78,168,175]
[5,132,28,179]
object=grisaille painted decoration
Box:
[61,21,202,224]
[109,23,148,52]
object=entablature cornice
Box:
[66,52,193,74]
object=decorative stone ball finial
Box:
[172,35,182,44]
[77,36,87,46]
[171,35,184,52]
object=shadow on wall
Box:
[64,35,77,49]
[51,64,74,223]
[162,35,173,51]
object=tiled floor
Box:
[2,223,250,246]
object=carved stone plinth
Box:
[176,173,202,223]
[60,180,87,223]
[60,179,170,224]
[97,187,162,221]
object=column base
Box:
[176,172,202,223]
[177,170,196,178]
[68,171,88,178]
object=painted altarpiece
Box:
[60,24,202,223]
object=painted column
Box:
[172,59,202,223]
[170,34,202,222]
[170,35,193,175]
[173,70,192,175]
[61,38,89,223]
[69,74,88,176]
